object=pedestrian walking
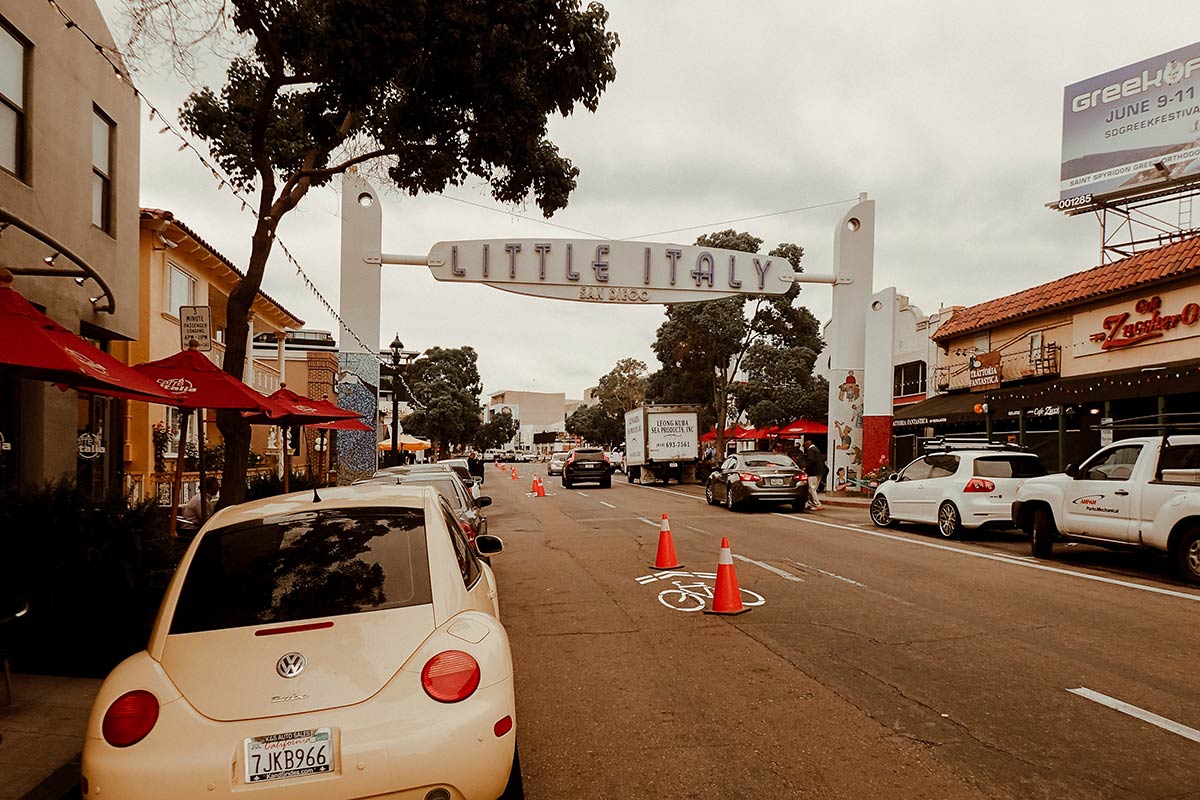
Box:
[803,438,825,510]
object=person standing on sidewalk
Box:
[803,438,825,510]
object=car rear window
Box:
[973,456,1046,478]
[573,449,605,461]
[742,454,796,468]
[170,509,432,634]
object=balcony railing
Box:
[207,340,282,394]
[934,345,1061,392]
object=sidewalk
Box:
[0,674,100,800]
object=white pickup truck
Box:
[1011,434,1200,584]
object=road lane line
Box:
[578,492,589,497]
[637,517,659,527]
[770,512,1200,603]
[622,482,1200,603]
[684,524,707,533]
[1068,688,1200,743]
[733,554,804,582]
[787,559,865,587]
[599,501,617,509]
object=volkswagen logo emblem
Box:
[276,652,306,679]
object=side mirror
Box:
[1065,464,1078,478]
[477,496,492,507]
[888,473,899,482]
[474,534,504,556]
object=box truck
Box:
[624,405,702,485]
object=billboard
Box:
[1059,42,1200,209]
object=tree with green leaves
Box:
[397,347,483,458]
[730,343,828,429]
[650,231,820,459]
[565,403,623,447]
[123,0,619,503]
[474,410,517,452]
[595,357,647,415]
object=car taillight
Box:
[794,471,808,482]
[737,472,760,483]
[102,690,159,747]
[421,650,481,703]
[461,522,477,542]
[964,478,996,493]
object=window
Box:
[91,107,115,231]
[167,263,196,318]
[170,509,432,634]
[441,504,480,588]
[164,408,198,457]
[974,456,1047,479]
[1028,331,1044,360]
[925,454,960,478]
[1080,445,1142,481]
[0,19,27,177]
[893,361,927,398]
[899,458,932,481]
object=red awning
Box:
[307,418,372,431]
[244,386,361,426]
[0,270,175,403]
[778,419,828,437]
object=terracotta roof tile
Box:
[932,236,1200,342]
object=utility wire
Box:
[623,198,860,240]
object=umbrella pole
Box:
[197,408,207,525]
[320,430,328,487]
[283,426,290,494]
[170,409,189,539]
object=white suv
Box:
[869,444,1046,538]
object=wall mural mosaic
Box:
[336,352,380,484]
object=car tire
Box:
[562,477,572,489]
[498,745,525,800]
[1174,526,1200,585]
[724,484,739,511]
[1031,507,1055,558]
[600,477,611,489]
[705,482,717,505]
[937,502,961,539]
[869,495,895,528]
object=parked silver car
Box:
[705,451,809,511]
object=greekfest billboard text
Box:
[1059,42,1200,209]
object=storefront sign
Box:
[1079,292,1200,354]
[969,351,1002,392]
[77,432,105,460]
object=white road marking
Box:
[599,501,617,509]
[637,517,659,527]
[577,492,589,497]
[684,524,707,533]
[1068,688,1200,743]
[636,571,717,583]
[787,559,865,587]
[732,554,804,582]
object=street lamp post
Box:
[390,334,403,467]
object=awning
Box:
[985,358,1200,414]
[892,392,983,429]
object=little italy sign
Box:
[425,239,798,303]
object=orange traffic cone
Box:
[510,466,517,480]
[705,537,750,615]
[535,478,546,497]
[650,513,682,570]
[531,477,539,493]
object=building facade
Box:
[487,389,567,452]
[0,0,140,492]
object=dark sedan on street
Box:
[562,447,612,488]
[705,451,809,511]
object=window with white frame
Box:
[893,361,926,398]
[167,263,196,318]
[0,19,27,177]
[92,107,115,232]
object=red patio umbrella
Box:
[778,419,829,437]
[128,343,281,536]
[0,269,175,404]
[244,386,361,492]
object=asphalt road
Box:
[484,464,1200,800]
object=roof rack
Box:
[1096,412,1200,431]
[922,437,1028,453]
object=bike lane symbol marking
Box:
[635,571,766,612]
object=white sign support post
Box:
[337,174,874,486]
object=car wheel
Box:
[1031,507,1055,558]
[724,484,739,511]
[705,482,717,505]
[562,478,572,489]
[498,745,525,800]
[600,477,611,489]
[937,502,961,539]
[869,495,894,527]
[1174,526,1200,585]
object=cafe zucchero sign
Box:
[425,239,798,304]
[1085,294,1200,352]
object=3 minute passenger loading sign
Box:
[426,239,798,304]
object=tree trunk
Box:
[217,220,276,507]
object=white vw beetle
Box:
[82,484,521,799]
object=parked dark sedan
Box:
[705,451,809,511]
[562,447,612,488]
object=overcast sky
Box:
[94,0,1200,399]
